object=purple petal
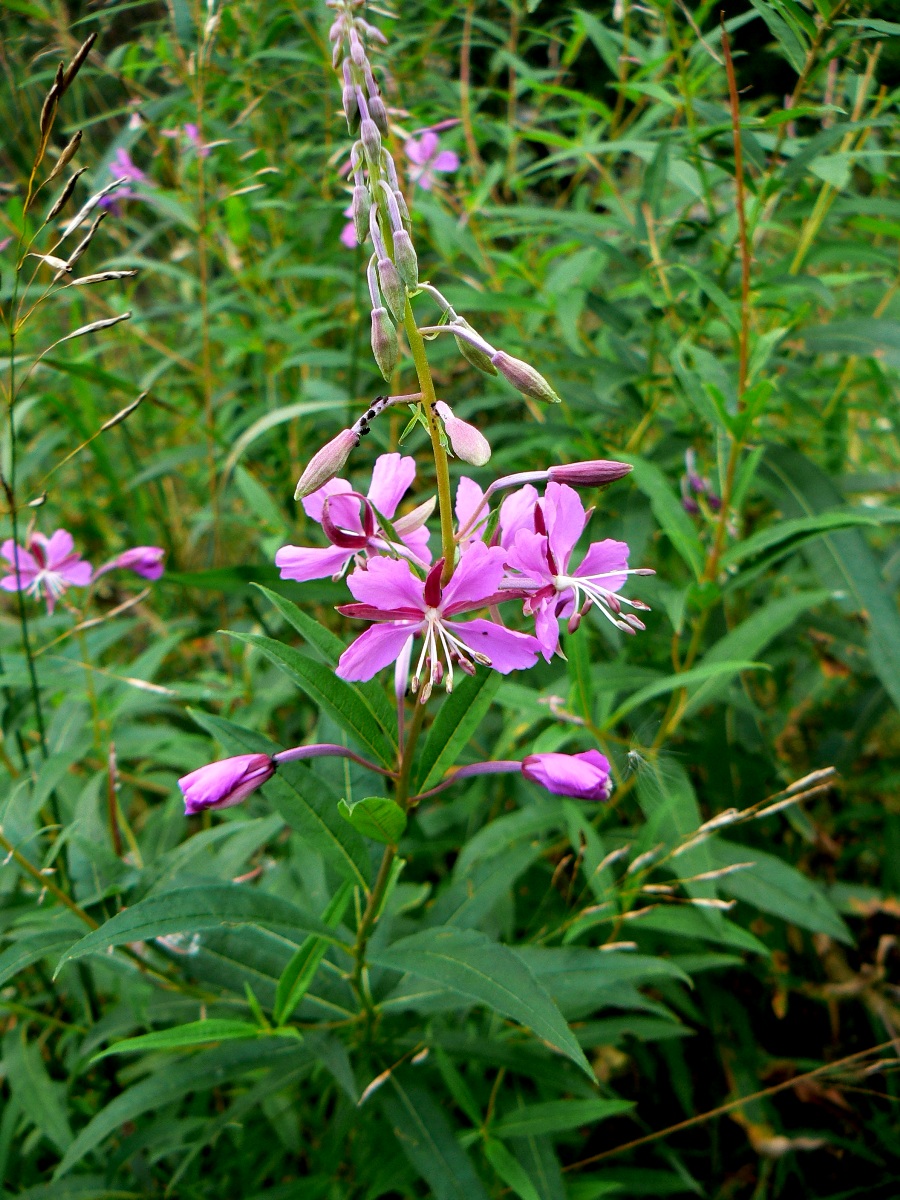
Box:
[400,524,432,563]
[521,750,612,801]
[1,541,38,577]
[103,546,165,580]
[180,753,275,815]
[499,485,538,547]
[455,476,487,543]
[346,555,425,613]
[506,529,553,586]
[40,530,76,568]
[337,621,422,682]
[59,560,93,587]
[431,150,459,173]
[451,619,541,674]
[543,483,588,572]
[0,574,32,592]
[574,538,630,593]
[440,541,506,614]
[302,478,353,523]
[340,221,358,248]
[367,452,416,519]
[534,601,561,662]
[275,544,352,583]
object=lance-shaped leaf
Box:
[414,670,501,792]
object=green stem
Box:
[403,302,456,582]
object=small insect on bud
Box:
[491,351,561,404]
[371,306,399,380]
[391,229,418,290]
[360,118,382,168]
[352,185,371,244]
[293,429,360,501]
[435,401,491,467]
[454,318,498,376]
[547,460,633,487]
[377,256,407,323]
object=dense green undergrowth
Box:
[0,0,899,1196]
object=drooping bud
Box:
[392,229,418,290]
[453,318,498,375]
[547,460,633,487]
[371,307,399,379]
[352,185,371,244]
[180,754,275,815]
[435,401,491,467]
[369,94,389,135]
[522,750,612,802]
[349,28,366,66]
[377,256,406,323]
[394,189,412,234]
[342,62,359,134]
[360,117,382,167]
[293,429,360,501]
[491,351,561,404]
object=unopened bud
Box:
[392,229,418,290]
[394,189,412,234]
[547,460,633,487]
[360,118,381,167]
[378,256,407,322]
[349,29,366,66]
[491,351,561,404]
[369,94,389,135]
[371,306,399,379]
[343,85,359,134]
[454,318,498,375]
[435,401,491,467]
[293,429,359,501]
[352,185,371,244]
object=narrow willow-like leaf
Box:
[274,881,353,1026]
[92,1019,280,1060]
[414,669,502,792]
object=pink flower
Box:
[522,750,612,801]
[161,123,211,157]
[0,530,92,614]
[179,754,275,815]
[336,542,540,700]
[99,148,147,210]
[405,131,459,191]
[94,546,165,581]
[340,204,357,248]
[276,453,431,584]
[504,482,651,660]
[455,477,538,548]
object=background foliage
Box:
[1,0,899,1196]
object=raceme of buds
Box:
[491,351,561,404]
[435,401,491,467]
[294,428,360,501]
[371,307,399,380]
[548,460,633,487]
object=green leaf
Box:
[621,455,705,579]
[3,1027,73,1153]
[188,710,371,888]
[91,1019,280,1060]
[602,660,767,728]
[712,839,852,943]
[749,0,807,71]
[380,1079,490,1200]
[721,510,880,570]
[55,885,342,974]
[492,1098,634,1139]
[371,927,593,1077]
[564,627,594,722]
[685,590,832,715]
[274,881,354,1026]
[252,584,396,741]
[485,1139,542,1200]
[414,670,502,792]
[338,795,406,844]
[0,928,82,988]
[226,631,395,765]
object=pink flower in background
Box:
[504,482,651,660]
[99,148,147,210]
[95,546,165,581]
[522,750,612,801]
[276,453,431,584]
[336,542,539,700]
[179,754,275,815]
[405,131,459,191]
[0,530,92,614]
[161,123,211,157]
[340,204,357,248]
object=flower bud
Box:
[391,228,418,290]
[491,351,561,404]
[293,428,359,500]
[95,545,166,580]
[349,29,366,66]
[369,94,389,135]
[343,85,359,134]
[352,185,371,244]
[394,189,412,234]
[522,750,612,802]
[547,460,633,487]
[360,118,381,168]
[180,753,275,815]
[377,256,407,322]
[435,401,491,467]
[371,306,399,379]
[454,318,498,375]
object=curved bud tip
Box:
[371,306,399,380]
[490,351,561,404]
[522,750,612,802]
[294,429,359,501]
[547,459,633,487]
[435,401,491,467]
[180,753,275,815]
